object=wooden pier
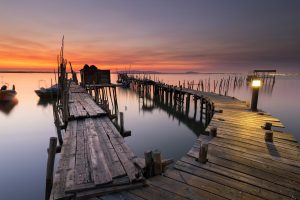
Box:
[48,72,300,199]
[49,83,145,200]
[97,76,300,200]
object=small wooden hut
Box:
[80,64,111,86]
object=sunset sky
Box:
[0,0,300,72]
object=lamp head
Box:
[252,79,261,88]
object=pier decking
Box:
[50,84,145,200]
[99,78,299,200]
[50,79,300,200]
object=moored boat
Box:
[35,84,59,99]
[0,84,17,101]
[121,81,130,88]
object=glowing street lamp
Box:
[251,79,261,111]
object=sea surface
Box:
[0,73,299,199]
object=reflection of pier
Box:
[132,79,215,127]
[37,98,55,107]
[136,88,205,136]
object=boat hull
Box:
[35,90,59,99]
[0,90,17,101]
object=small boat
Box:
[0,84,17,101]
[35,84,59,98]
[121,81,130,88]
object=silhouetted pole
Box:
[251,87,259,111]
[251,80,261,111]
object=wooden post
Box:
[193,96,198,119]
[210,127,217,137]
[265,122,272,130]
[152,150,162,175]
[200,98,204,122]
[120,112,124,134]
[144,151,153,178]
[165,90,169,104]
[205,101,209,125]
[198,143,208,163]
[170,91,173,106]
[265,131,273,142]
[45,137,57,200]
[52,104,63,146]
[185,94,190,116]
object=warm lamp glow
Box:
[252,80,261,88]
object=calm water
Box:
[0,73,299,199]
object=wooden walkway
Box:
[51,81,300,200]
[68,84,106,119]
[95,80,300,200]
[50,84,145,200]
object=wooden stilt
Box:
[45,137,57,200]
[144,151,153,178]
[120,112,124,134]
[153,150,162,175]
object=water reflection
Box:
[0,98,18,115]
[127,83,206,137]
[139,95,205,137]
[37,98,55,107]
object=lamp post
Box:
[251,79,261,111]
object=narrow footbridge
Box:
[50,83,145,200]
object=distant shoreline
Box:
[0,71,243,75]
[0,71,54,73]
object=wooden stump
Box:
[265,122,272,130]
[144,151,153,178]
[153,150,162,175]
[210,127,218,137]
[198,143,208,163]
[265,131,273,142]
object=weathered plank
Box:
[85,118,113,185]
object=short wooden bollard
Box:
[153,150,162,175]
[210,127,217,137]
[265,131,273,142]
[45,137,57,200]
[265,122,272,130]
[198,143,208,163]
[144,151,153,178]
[120,112,124,134]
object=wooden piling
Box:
[144,151,153,178]
[200,98,204,122]
[265,122,272,130]
[198,142,208,164]
[153,150,162,175]
[185,94,190,115]
[120,112,124,134]
[45,137,57,200]
[210,127,217,137]
[193,95,198,119]
[265,131,273,142]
